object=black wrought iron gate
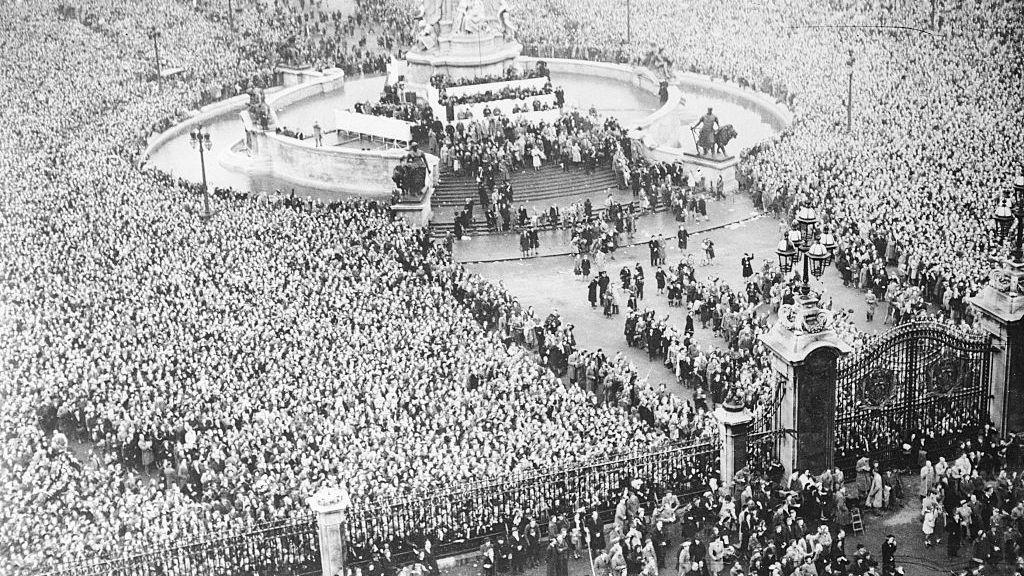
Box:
[834,321,992,474]
[746,373,788,476]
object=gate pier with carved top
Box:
[758,305,852,476]
[756,203,854,476]
[971,175,1024,434]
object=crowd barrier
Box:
[39,440,719,576]
[38,517,320,576]
[340,439,721,565]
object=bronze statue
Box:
[277,36,305,67]
[691,107,738,157]
[691,107,719,157]
[713,125,738,156]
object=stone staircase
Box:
[432,163,620,207]
[429,197,672,237]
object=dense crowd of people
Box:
[4,0,1024,574]
[508,0,1021,320]
[0,3,698,575]
[439,112,622,179]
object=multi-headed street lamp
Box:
[776,205,838,296]
[774,205,837,333]
[189,125,213,220]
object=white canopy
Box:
[334,110,414,142]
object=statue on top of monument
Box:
[416,0,513,47]
[454,0,490,34]
[276,35,306,68]
[497,0,516,39]
[417,18,438,51]
[419,0,442,41]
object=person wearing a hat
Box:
[881,535,896,576]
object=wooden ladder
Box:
[851,507,865,534]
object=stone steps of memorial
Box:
[428,197,672,238]
[432,164,620,206]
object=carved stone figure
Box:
[277,36,305,67]
[497,0,515,38]
[417,20,438,51]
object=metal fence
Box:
[38,517,320,576]
[343,439,721,565]
[834,321,992,475]
[38,440,720,576]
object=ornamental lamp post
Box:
[994,176,1024,266]
[973,175,1024,435]
[845,51,855,131]
[775,204,836,330]
[147,27,162,87]
[189,125,213,221]
[626,0,632,45]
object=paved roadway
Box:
[465,192,896,402]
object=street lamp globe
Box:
[808,242,829,278]
[995,202,1014,241]
[819,231,837,264]
[787,228,802,246]
[796,206,818,230]
[776,238,795,273]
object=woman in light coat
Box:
[918,460,935,499]
[867,468,884,512]
[922,505,936,547]
[707,534,725,576]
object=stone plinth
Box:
[278,64,327,88]
[682,153,739,193]
[969,264,1024,433]
[404,31,522,84]
[307,487,351,576]
[714,404,754,484]
[393,190,434,228]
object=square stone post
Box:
[970,270,1024,433]
[307,488,352,576]
[714,403,754,484]
[759,301,852,477]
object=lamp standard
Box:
[189,126,213,220]
[846,50,855,132]
[776,205,837,299]
[147,27,162,87]
[626,0,632,45]
[228,0,233,28]
[994,177,1024,267]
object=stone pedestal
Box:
[682,153,739,194]
[308,488,351,576]
[714,404,754,484]
[278,64,328,87]
[393,189,434,228]
[759,300,852,476]
[969,265,1024,433]
[404,30,522,84]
